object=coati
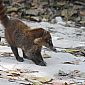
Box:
[0,1,56,66]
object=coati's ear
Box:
[34,38,42,44]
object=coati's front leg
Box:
[11,46,24,62]
[32,52,46,66]
[31,48,46,66]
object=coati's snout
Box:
[43,32,56,51]
[45,39,56,51]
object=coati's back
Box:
[0,0,31,46]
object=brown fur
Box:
[0,1,56,66]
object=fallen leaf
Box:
[58,70,68,76]
[63,61,74,64]
[1,52,13,57]
[43,54,51,58]
[19,82,33,85]
[32,76,52,83]
[63,60,80,65]
[33,82,43,85]
[64,49,80,53]
[7,70,20,75]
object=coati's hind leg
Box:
[11,46,24,62]
[22,50,28,59]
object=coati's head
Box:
[34,29,56,51]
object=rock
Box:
[10,12,19,18]
[61,8,77,21]
[25,9,40,16]
[25,16,41,22]
[74,1,85,6]
[57,1,66,6]
[12,0,25,3]
[2,0,85,26]
[80,10,85,16]
[7,7,19,13]
[78,8,85,26]
[80,21,85,27]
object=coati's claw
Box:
[17,57,24,62]
[39,61,47,66]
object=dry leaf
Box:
[63,60,80,65]
[43,54,51,58]
[33,82,43,85]
[63,61,74,64]
[33,76,53,83]
[7,70,20,75]
[64,49,80,53]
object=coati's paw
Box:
[39,61,47,66]
[32,58,46,66]
[17,57,24,62]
